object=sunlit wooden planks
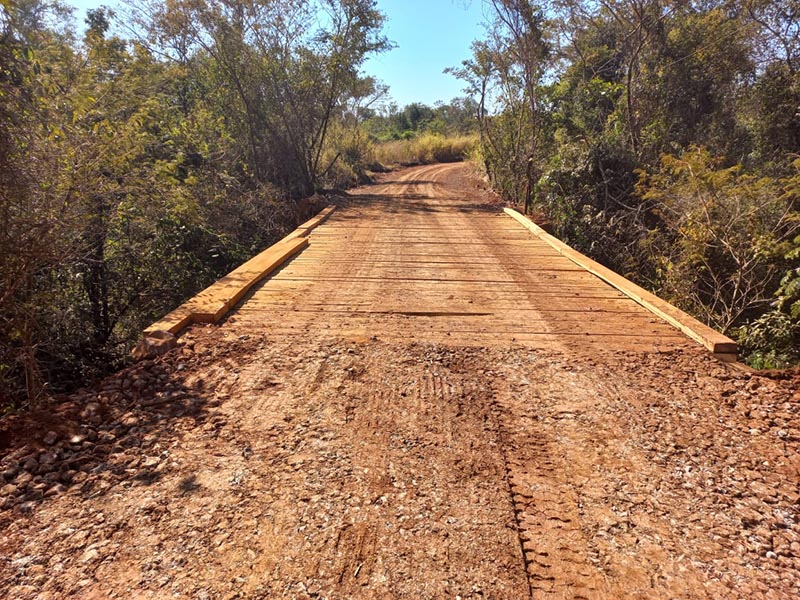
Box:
[143,206,336,338]
[504,208,738,359]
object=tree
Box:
[132,0,390,196]
[745,0,800,73]
[449,1,551,211]
[0,0,81,402]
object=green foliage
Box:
[471,0,551,213]
[745,64,800,168]
[777,241,800,319]
[637,147,797,332]
[738,312,799,369]
[455,0,800,367]
[318,120,377,189]
[738,216,800,369]
[0,0,388,405]
[363,98,479,142]
[364,99,480,171]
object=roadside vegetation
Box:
[372,133,477,166]
[0,0,390,406]
[363,100,479,166]
[452,0,800,368]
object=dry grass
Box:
[373,134,478,168]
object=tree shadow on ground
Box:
[0,336,228,516]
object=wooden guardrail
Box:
[504,208,738,361]
[143,206,336,337]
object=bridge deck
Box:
[229,164,694,354]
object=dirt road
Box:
[2,164,799,599]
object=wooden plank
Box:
[503,208,738,357]
[191,236,309,322]
[145,308,193,336]
[281,205,337,241]
[143,235,308,337]
[143,206,336,338]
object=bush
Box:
[322,160,362,190]
[636,147,798,333]
[738,312,800,369]
[318,124,375,189]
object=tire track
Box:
[490,403,536,600]
[491,372,613,599]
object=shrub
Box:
[738,312,799,369]
[636,147,799,333]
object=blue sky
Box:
[364,0,489,108]
[66,0,489,109]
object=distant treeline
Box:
[363,99,480,141]
[451,0,800,368]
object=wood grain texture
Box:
[503,207,737,357]
[224,164,705,356]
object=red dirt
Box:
[1,164,799,599]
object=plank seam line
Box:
[503,207,737,359]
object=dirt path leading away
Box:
[1,164,799,599]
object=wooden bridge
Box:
[147,163,736,361]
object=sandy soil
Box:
[1,164,798,599]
